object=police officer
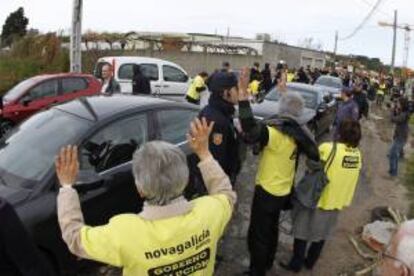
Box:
[185,72,209,105]
[237,69,319,276]
[187,71,242,198]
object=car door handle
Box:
[163,85,170,88]
[154,85,162,88]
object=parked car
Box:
[252,82,337,137]
[0,95,199,274]
[0,73,101,136]
[314,75,343,99]
[94,56,191,95]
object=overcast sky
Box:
[1,0,413,67]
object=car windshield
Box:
[0,109,91,189]
[315,77,343,89]
[265,87,318,109]
[3,78,39,103]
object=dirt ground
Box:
[215,104,411,276]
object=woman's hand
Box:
[187,117,214,161]
[55,145,79,187]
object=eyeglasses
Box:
[381,252,411,276]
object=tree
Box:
[1,7,29,47]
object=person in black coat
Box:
[186,72,243,198]
[0,197,54,276]
[353,85,369,119]
[132,65,151,95]
[261,63,272,92]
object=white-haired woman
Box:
[55,118,236,276]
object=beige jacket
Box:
[57,156,236,259]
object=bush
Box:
[0,33,69,94]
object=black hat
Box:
[222,61,230,68]
[209,72,238,94]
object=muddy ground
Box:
[215,104,411,276]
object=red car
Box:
[0,73,101,134]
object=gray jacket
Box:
[391,111,410,142]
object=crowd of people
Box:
[1,60,413,276]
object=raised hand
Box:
[187,117,214,161]
[277,71,288,93]
[238,67,251,101]
[55,145,79,187]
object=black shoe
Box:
[279,261,301,273]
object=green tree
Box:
[1,7,29,47]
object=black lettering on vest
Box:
[147,248,211,276]
[342,156,359,169]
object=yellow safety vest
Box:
[318,143,362,210]
[80,195,232,276]
[287,73,295,83]
[248,80,261,95]
[186,76,205,101]
[256,126,297,196]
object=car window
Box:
[265,88,318,109]
[61,78,88,94]
[81,113,148,172]
[28,79,59,100]
[157,109,198,144]
[315,77,343,89]
[118,63,159,81]
[0,110,90,187]
[162,65,188,83]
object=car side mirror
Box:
[183,75,189,82]
[21,95,32,106]
[323,95,331,104]
[318,103,328,113]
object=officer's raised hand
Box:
[55,145,79,187]
[187,117,214,161]
[238,67,250,101]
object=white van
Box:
[94,56,190,95]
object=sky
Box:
[1,0,414,67]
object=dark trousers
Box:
[288,238,325,271]
[185,95,200,105]
[247,185,289,276]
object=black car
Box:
[252,82,337,137]
[0,95,199,274]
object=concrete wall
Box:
[83,43,326,77]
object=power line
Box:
[340,0,384,41]
[356,0,393,19]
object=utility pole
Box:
[334,30,338,56]
[70,0,83,73]
[391,9,398,74]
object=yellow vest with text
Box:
[80,195,232,276]
[256,126,297,196]
[317,143,362,210]
[186,75,205,101]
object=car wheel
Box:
[0,120,14,138]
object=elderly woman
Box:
[281,120,362,273]
[55,118,236,276]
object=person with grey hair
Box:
[54,117,236,275]
[237,70,319,276]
